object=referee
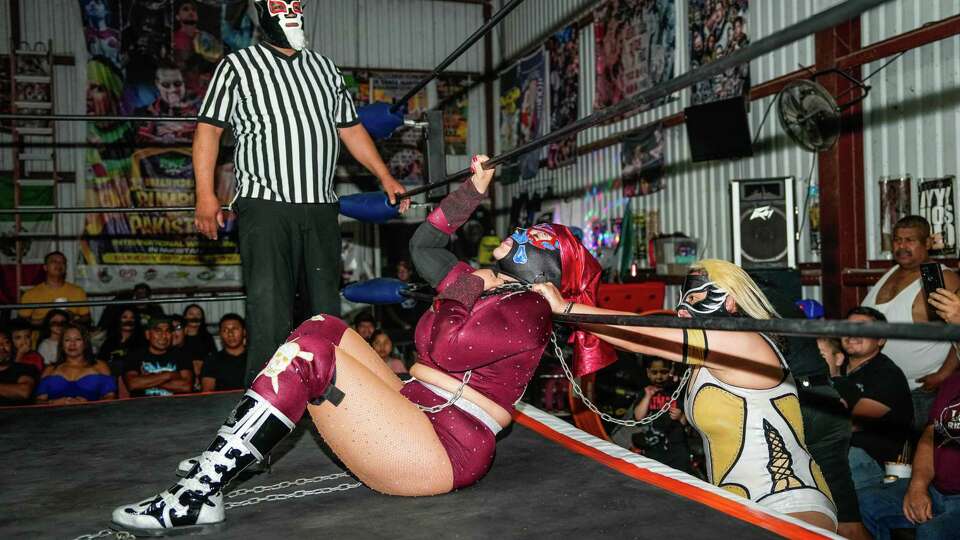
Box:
[193,0,408,384]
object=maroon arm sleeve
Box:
[426,180,487,235]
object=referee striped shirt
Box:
[198,43,359,204]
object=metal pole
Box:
[398,0,891,200]
[390,0,525,113]
[3,295,246,310]
[0,113,196,122]
[553,312,960,342]
[0,205,230,216]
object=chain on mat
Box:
[72,473,363,540]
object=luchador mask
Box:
[676,269,734,318]
[494,224,563,288]
[255,0,307,51]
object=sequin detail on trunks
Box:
[400,381,497,489]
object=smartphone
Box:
[920,262,945,298]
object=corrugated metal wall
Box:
[497,0,837,304]
[861,0,960,259]
[495,0,959,305]
[309,0,485,72]
[499,0,595,60]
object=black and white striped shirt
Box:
[199,43,359,204]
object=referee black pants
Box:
[236,198,342,385]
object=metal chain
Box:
[550,331,691,427]
[72,530,135,540]
[225,472,352,498]
[224,481,362,509]
[73,474,362,539]
[416,370,472,413]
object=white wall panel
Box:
[861,1,960,259]
[500,0,595,61]
[308,0,485,72]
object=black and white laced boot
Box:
[111,391,295,536]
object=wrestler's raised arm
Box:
[409,156,493,288]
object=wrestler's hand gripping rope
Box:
[550,332,691,427]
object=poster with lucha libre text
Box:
[77,0,253,293]
[919,176,957,257]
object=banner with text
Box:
[919,176,956,257]
[76,0,253,293]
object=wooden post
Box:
[815,19,867,318]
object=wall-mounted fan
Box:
[777,69,870,153]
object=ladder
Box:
[6,40,59,299]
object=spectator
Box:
[170,314,186,349]
[123,317,193,397]
[613,357,692,474]
[97,307,145,378]
[182,304,216,379]
[862,216,960,431]
[768,293,865,536]
[9,318,44,373]
[37,309,70,366]
[132,283,166,328]
[200,314,247,392]
[826,307,914,490]
[35,323,116,405]
[352,311,377,342]
[858,371,960,539]
[370,329,407,375]
[18,251,91,327]
[381,261,427,345]
[0,327,39,405]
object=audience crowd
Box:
[3,222,959,537]
[0,255,423,408]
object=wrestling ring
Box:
[3,0,955,537]
[8,390,851,540]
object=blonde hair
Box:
[691,259,780,320]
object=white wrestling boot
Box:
[112,392,295,536]
[176,453,270,477]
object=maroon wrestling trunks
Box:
[400,381,497,489]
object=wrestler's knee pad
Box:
[287,313,349,345]
[250,314,348,422]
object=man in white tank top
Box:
[861,216,959,430]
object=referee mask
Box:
[253,0,308,51]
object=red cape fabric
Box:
[551,224,616,377]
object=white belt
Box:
[414,380,503,435]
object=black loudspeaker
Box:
[731,177,796,269]
[684,96,754,162]
[747,268,803,318]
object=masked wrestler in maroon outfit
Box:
[111,156,614,535]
